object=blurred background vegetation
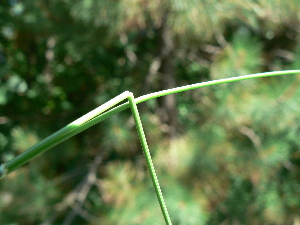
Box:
[1,0,300,224]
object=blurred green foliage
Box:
[1,0,300,224]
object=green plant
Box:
[1,70,299,224]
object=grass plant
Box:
[1,70,300,224]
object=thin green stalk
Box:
[128,92,172,225]
[1,91,173,224]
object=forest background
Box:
[0,0,300,224]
